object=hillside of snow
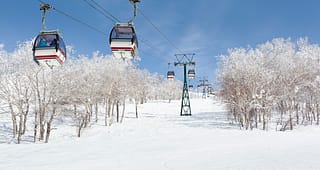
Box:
[1,97,320,170]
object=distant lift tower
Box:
[199,78,209,99]
[174,53,196,116]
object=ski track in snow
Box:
[1,97,320,170]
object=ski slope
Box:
[1,97,320,170]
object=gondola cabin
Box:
[109,23,139,59]
[188,69,196,79]
[33,30,66,67]
[167,70,175,80]
[188,84,193,90]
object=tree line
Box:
[0,40,181,143]
[217,38,320,131]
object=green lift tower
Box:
[174,53,195,116]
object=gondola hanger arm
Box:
[40,3,52,30]
[128,0,140,23]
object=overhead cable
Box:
[83,0,120,23]
[137,8,184,54]
[36,0,107,35]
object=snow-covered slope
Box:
[1,98,320,170]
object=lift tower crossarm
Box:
[174,53,196,66]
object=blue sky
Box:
[1,0,320,84]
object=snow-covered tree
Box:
[0,39,182,143]
[217,37,320,130]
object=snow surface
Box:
[1,97,320,170]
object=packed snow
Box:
[1,96,320,170]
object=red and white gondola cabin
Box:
[188,69,196,79]
[167,70,175,80]
[33,30,67,67]
[109,23,139,59]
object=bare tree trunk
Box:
[17,113,23,144]
[279,102,284,125]
[84,112,89,128]
[73,104,77,116]
[254,111,258,129]
[289,112,293,130]
[39,105,45,141]
[239,113,244,129]
[280,120,289,131]
[135,102,138,118]
[74,104,84,137]
[95,102,98,123]
[301,110,305,125]
[22,115,27,135]
[90,103,93,117]
[107,99,113,126]
[244,112,249,130]
[120,101,125,123]
[116,101,119,123]
[232,107,237,124]
[85,104,91,127]
[88,103,93,123]
[111,102,115,124]
[22,87,31,135]
[105,99,109,126]
[45,106,56,143]
[34,110,38,142]
[311,110,315,125]
[9,103,17,138]
[36,75,46,142]
[307,102,311,122]
[312,104,316,124]
[295,104,299,125]
[262,111,267,130]
[22,104,29,135]
[77,118,84,138]
[316,103,319,125]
